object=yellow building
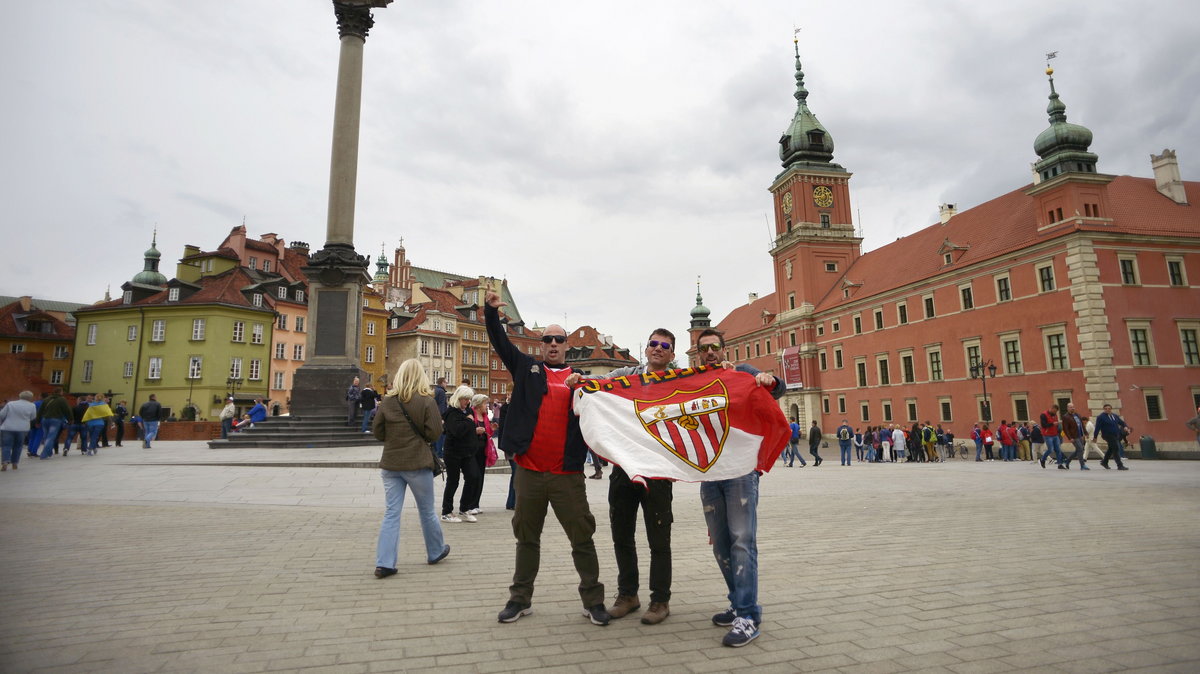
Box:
[0,296,78,398]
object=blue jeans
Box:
[39,418,65,458]
[27,426,42,455]
[220,417,233,439]
[1041,435,1063,464]
[64,423,85,450]
[2,430,28,465]
[376,469,447,569]
[974,439,983,460]
[360,409,375,433]
[839,441,852,465]
[700,472,761,624]
[786,440,805,465]
[143,421,160,447]
[86,421,105,450]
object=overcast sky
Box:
[3,0,1198,359]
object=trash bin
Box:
[1139,435,1157,459]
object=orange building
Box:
[695,48,1200,453]
[0,296,77,399]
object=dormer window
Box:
[944,253,953,265]
[168,287,179,302]
[123,290,132,304]
[297,290,305,302]
[252,293,262,307]
[278,286,287,299]
[806,130,825,148]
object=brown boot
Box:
[608,594,640,618]
[641,601,670,625]
[590,467,603,480]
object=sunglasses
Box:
[647,339,673,351]
[696,343,722,353]
[541,335,567,344]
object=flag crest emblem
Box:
[635,379,728,471]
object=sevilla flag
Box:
[573,366,789,483]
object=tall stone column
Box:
[291,0,391,418]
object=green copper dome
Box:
[1032,67,1098,180]
[132,233,168,286]
[690,280,711,329]
[779,41,842,172]
[373,248,390,282]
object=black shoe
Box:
[712,607,736,627]
[428,544,450,565]
[582,604,611,626]
[373,567,397,579]
[498,601,532,623]
[1117,466,1129,471]
[1058,464,1067,470]
[1039,457,1046,468]
[1101,461,1110,469]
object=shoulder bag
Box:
[397,398,445,477]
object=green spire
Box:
[690,276,711,329]
[778,38,843,173]
[373,243,390,282]
[132,229,168,287]
[1032,63,1098,181]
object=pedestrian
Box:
[64,394,90,455]
[853,427,865,462]
[1061,402,1090,470]
[981,423,994,461]
[219,397,237,439]
[113,399,128,447]
[1093,404,1131,470]
[881,425,892,462]
[693,328,782,646]
[786,417,805,466]
[432,377,449,459]
[1038,404,1064,468]
[439,385,481,523]
[139,394,163,449]
[836,419,853,466]
[345,376,362,427]
[809,419,823,466]
[461,393,493,516]
[1,391,38,471]
[1187,406,1200,450]
[82,395,115,455]
[484,290,609,627]
[370,359,450,578]
[26,392,47,458]
[359,385,379,433]
[36,388,71,459]
[598,329,678,625]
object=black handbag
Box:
[396,399,445,477]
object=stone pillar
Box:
[290,1,391,418]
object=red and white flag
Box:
[573,366,789,482]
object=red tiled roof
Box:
[714,294,778,338]
[0,301,75,341]
[79,268,274,313]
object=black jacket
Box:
[485,303,587,472]
[442,406,479,459]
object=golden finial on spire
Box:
[1045,50,1057,76]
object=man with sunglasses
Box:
[483,291,610,627]
[694,328,782,647]
[593,328,679,626]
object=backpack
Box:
[923,427,935,443]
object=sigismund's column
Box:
[291,0,392,418]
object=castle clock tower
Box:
[769,38,861,314]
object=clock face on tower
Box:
[781,192,793,215]
[813,185,834,208]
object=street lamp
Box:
[226,377,244,400]
[969,359,998,422]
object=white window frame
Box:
[148,357,162,380]
[365,345,375,363]
[192,318,206,341]
[51,370,64,385]
[232,321,245,342]
[926,347,943,382]
[274,342,286,359]
[278,286,288,299]
[1037,263,1056,292]
[1042,326,1069,371]
[293,344,304,361]
[249,358,261,381]
[229,357,243,379]
[151,320,165,342]
[81,360,93,382]
[86,324,97,345]
[252,323,264,344]
[127,325,137,341]
[188,356,203,379]
[995,274,1012,302]
[273,371,285,390]
[1126,320,1156,366]
[366,321,375,336]
[168,287,180,302]
[1117,255,1140,286]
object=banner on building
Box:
[573,366,789,482]
[780,346,804,389]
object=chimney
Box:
[938,203,958,224]
[289,240,310,254]
[1030,161,1042,185]
[1151,149,1188,204]
[748,292,759,303]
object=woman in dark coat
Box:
[440,385,483,523]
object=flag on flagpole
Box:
[573,366,789,483]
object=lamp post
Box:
[969,359,998,422]
[226,377,244,400]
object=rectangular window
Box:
[297,290,305,303]
[262,259,271,273]
[819,351,827,370]
[294,317,305,332]
[853,316,862,334]
[901,354,915,383]
[151,320,165,342]
[877,357,890,385]
[755,343,761,357]
[420,339,428,356]
[252,323,264,344]
[834,347,843,369]
[232,321,244,342]
[1014,398,1029,422]
[789,331,796,347]
[366,321,375,336]
[996,276,1012,302]
[229,357,242,379]
[1004,338,1022,373]
[788,293,796,310]
[860,402,870,422]
[882,402,893,422]
[856,361,867,387]
[188,356,203,379]
[1182,328,1200,365]
[1145,392,1164,421]
[837,395,846,414]
[832,320,840,333]
[816,324,824,336]
[86,324,97,345]
[365,345,375,363]
[898,304,908,325]
[1119,257,1139,285]
[278,314,287,330]
[82,360,93,382]
[1046,333,1068,370]
[1038,264,1055,292]
[293,344,304,361]
[822,396,830,414]
[1129,328,1153,366]
[53,345,69,359]
[10,344,23,354]
[127,325,137,341]
[873,309,884,330]
[273,371,285,390]
[928,350,943,381]
[274,342,286,359]
[193,318,206,341]
[252,294,262,307]
[1167,259,1186,286]
[906,401,918,422]
[168,287,179,302]
[433,341,442,356]
[923,295,935,319]
[940,400,953,422]
[966,344,981,370]
[766,339,772,354]
[148,357,162,380]
[51,370,64,385]
[960,285,974,310]
[248,359,261,381]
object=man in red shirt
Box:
[484,291,610,627]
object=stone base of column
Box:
[291,364,363,418]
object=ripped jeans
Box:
[700,471,761,624]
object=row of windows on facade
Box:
[8,344,71,359]
[427,368,504,396]
[86,320,269,345]
[416,338,541,359]
[818,324,1199,385]
[820,388,1194,427]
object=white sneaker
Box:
[459,511,477,523]
[440,513,462,523]
[466,508,482,515]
